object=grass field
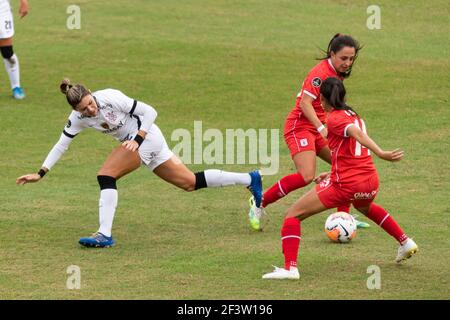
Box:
[0,0,449,299]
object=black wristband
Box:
[38,169,46,178]
[133,134,144,146]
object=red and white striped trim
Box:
[334,139,344,183]
[344,123,355,137]
[277,181,287,196]
[292,118,301,152]
[303,89,317,99]
[281,235,301,240]
[379,213,390,227]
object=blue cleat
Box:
[248,170,262,208]
[79,232,115,248]
[12,87,25,100]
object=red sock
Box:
[262,173,307,207]
[281,217,301,270]
[366,203,408,243]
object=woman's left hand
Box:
[122,140,139,152]
[19,0,29,18]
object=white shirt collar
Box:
[327,58,337,72]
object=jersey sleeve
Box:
[41,113,86,170]
[301,70,326,100]
[328,111,356,137]
[107,89,136,114]
[109,89,158,133]
[63,111,85,138]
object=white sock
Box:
[3,54,20,89]
[97,189,118,237]
[204,169,251,187]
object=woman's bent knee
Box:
[297,170,314,184]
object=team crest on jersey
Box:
[300,138,308,147]
[312,77,322,88]
[104,111,117,122]
[101,122,110,129]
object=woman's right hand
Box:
[16,173,41,185]
[378,149,404,162]
[314,172,331,184]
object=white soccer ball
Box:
[324,212,357,243]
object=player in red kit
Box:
[262,77,418,279]
[248,34,368,230]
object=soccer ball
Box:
[324,212,357,243]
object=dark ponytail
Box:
[319,33,362,78]
[320,77,357,114]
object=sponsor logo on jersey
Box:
[354,190,378,200]
[102,121,124,134]
[97,103,113,110]
[312,77,322,88]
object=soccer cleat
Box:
[248,196,265,231]
[262,266,300,280]
[351,214,370,229]
[79,232,115,248]
[355,220,370,229]
[12,87,25,100]
[395,238,418,263]
[247,170,262,208]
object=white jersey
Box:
[0,0,11,13]
[64,89,145,143]
[0,0,13,39]
[41,89,174,172]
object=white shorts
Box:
[0,9,14,39]
[138,124,174,171]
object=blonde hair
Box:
[59,78,90,109]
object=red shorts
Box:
[284,124,328,157]
[316,174,380,209]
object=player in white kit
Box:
[16,79,263,247]
[0,0,28,99]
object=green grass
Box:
[0,0,449,299]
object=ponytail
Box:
[320,77,358,114]
[59,78,90,109]
[60,78,73,94]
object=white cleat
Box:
[248,196,265,231]
[395,238,418,263]
[262,266,300,280]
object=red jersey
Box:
[286,59,343,132]
[326,109,377,186]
